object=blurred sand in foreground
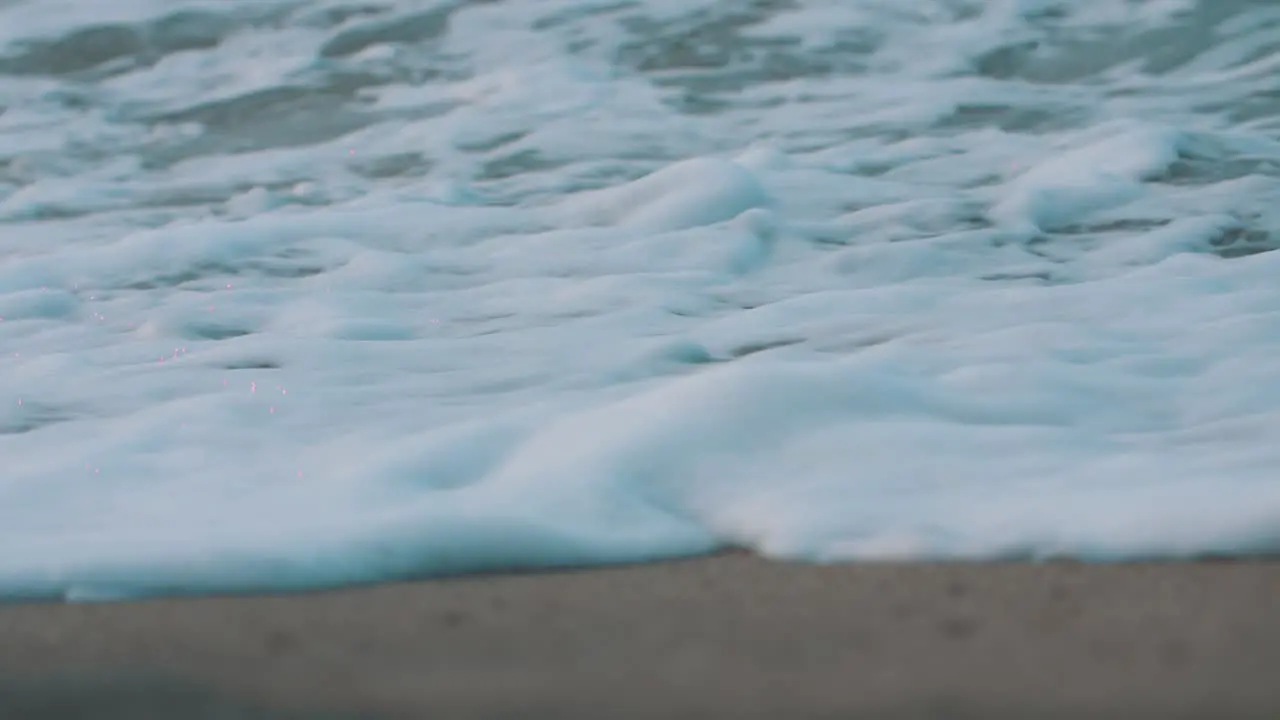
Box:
[1,554,1278,719]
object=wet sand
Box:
[1,554,1278,719]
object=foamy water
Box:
[2,0,1279,600]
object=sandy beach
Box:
[2,555,1278,719]
[3,2,1280,717]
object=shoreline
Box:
[1,554,1278,718]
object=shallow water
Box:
[2,0,1280,599]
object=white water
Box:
[2,0,1280,600]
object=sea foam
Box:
[1,0,1279,599]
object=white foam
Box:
[561,157,771,233]
[991,123,1185,232]
[1,0,1279,599]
